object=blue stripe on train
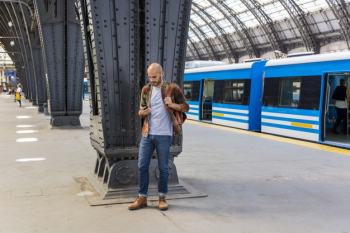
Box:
[213,103,249,110]
[213,115,248,124]
[261,122,319,134]
[262,107,319,117]
[265,60,350,78]
[188,101,200,105]
[261,115,319,125]
[187,112,199,116]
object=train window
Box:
[192,81,200,101]
[279,78,301,108]
[183,81,200,101]
[184,82,192,100]
[214,80,225,103]
[223,80,244,104]
[299,76,321,110]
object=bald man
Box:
[128,63,189,211]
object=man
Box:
[332,78,348,134]
[128,63,189,211]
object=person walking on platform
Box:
[128,63,189,211]
[332,78,348,134]
[15,84,22,107]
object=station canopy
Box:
[186,0,350,63]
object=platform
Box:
[1,93,350,233]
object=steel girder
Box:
[19,2,48,111]
[319,35,346,47]
[0,5,22,75]
[0,3,31,95]
[77,0,143,153]
[13,3,38,105]
[190,19,218,60]
[0,2,47,111]
[143,0,191,86]
[28,21,47,111]
[188,37,202,60]
[34,0,84,127]
[192,2,237,63]
[186,37,200,60]
[240,0,287,55]
[189,25,212,60]
[7,3,34,98]
[77,0,192,198]
[211,0,260,58]
[278,0,319,53]
[325,0,350,49]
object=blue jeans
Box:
[138,134,172,197]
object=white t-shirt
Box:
[335,99,347,109]
[16,87,22,96]
[148,87,173,136]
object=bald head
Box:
[147,63,164,88]
[148,63,163,74]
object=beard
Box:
[151,76,162,87]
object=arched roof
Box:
[186,0,350,62]
[1,0,350,67]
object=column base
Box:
[89,152,189,200]
[50,116,81,128]
[38,104,44,113]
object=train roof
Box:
[184,62,253,74]
[266,51,350,67]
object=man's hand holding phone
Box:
[140,104,151,117]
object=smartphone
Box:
[141,104,148,109]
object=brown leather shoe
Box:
[159,196,168,211]
[128,195,147,210]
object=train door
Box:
[200,79,214,121]
[322,72,350,146]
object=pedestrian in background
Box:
[332,78,348,134]
[16,84,22,107]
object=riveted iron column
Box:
[17,3,39,106]
[31,31,47,112]
[34,0,84,126]
[77,0,192,199]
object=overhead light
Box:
[10,41,15,47]
[8,21,13,27]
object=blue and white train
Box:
[184,52,350,149]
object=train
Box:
[185,60,227,69]
[83,78,89,100]
[184,52,350,149]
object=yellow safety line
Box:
[187,120,350,156]
[212,113,224,117]
[291,122,313,129]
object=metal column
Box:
[34,0,84,127]
[77,0,192,199]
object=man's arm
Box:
[138,87,151,118]
[164,84,189,112]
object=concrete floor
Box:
[1,93,350,233]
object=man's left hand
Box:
[164,97,173,108]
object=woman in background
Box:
[16,84,22,107]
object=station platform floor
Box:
[1,92,350,233]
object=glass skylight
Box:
[189,0,331,40]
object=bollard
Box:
[43,103,50,116]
